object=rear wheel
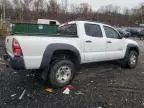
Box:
[48,60,75,88]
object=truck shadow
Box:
[79,60,122,72]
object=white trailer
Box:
[37,19,60,25]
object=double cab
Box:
[5,21,139,88]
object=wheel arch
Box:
[124,44,139,58]
[40,43,81,69]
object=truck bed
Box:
[5,34,81,69]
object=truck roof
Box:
[60,20,110,27]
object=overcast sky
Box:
[62,0,144,10]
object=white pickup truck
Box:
[5,21,139,88]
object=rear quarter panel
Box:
[14,36,82,69]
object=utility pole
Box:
[142,5,144,24]
[82,0,84,4]
[62,0,68,11]
[2,0,6,23]
[65,0,68,10]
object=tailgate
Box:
[5,36,14,57]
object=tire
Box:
[48,60,75,88]
[122,50,138,68]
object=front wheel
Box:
[48,60,75,88]
[122,50,138,68]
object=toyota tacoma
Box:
[5,21,139,88]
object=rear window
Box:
[58,24,77,36]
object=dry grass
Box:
[0,28,8,37]
[0,23,10,37]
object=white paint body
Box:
[5,21,139,69]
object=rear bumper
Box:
[3,54,25,70]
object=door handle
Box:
[85,40,92,43]
[7,39,9,43]
[107,41,112,43]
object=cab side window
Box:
[85,23,103,37]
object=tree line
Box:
[0,0,144,26]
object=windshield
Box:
[58,24,77,36]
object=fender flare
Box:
[40,43,81,69]
[124,44,139,59]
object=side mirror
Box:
[118,31,129,38]
[123,33,130,38]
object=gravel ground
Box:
[0,38,144,108]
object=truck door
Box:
[103,26,125,60]
[84,23,106,62]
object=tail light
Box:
[12,38,23,57]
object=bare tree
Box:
[46,0,61,19]
[1,0,143,26]
[33,0,45,12]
